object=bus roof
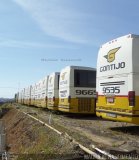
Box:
[49,72,60,76]
[101,34,139,48]
[62,65,96,71]
[97,33,139,77]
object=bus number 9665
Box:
[102,86,120,94]
[76,90,96,95]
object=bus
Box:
[24,86,31,105]
[18,91,22,104]
[59,66,96,113]
[34,81,43,107]
[96,34,139,124]
[47,72,60,110]
[34,82,39,107]
[15,92,19,103]
[40,76,49,108]
[30,84,35,106]
[19,89,24,104]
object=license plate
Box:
[107,113,117,118]
[107,97,114,103]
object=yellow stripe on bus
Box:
[47,98,59,110]
[96,96,139,124]
[58,98,96,114]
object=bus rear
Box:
[59,66,96,113]
[40,76,49,108]
[30,85,35,106]
[34,80,44,107]
[96,34,139,124]
[47,72,60,110]
[24,86,31,106]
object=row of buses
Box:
[15,34,139,125]
[15,66,96,114]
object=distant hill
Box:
[0,98,14,104]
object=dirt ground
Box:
[1,105,85,160]
[14,103,139,155]
[2,103,139,159]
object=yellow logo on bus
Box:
[61,72,67,80]
[104,47,121,63]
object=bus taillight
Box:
[128,91,135,106]
[68,96,71,103]
[96,92,98,102]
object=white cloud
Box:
[12,0,90,44]
[0,38,77,49]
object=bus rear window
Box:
[74,70,96,88]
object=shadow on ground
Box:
[110,125,139,136]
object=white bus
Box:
[47,72,60,110]
[40,76,49,108]
[30,84,35,106]
[34,82,39,106]
[96,34,139,124]
[15,92,19,103]
[34,80,42,107]
[24,86,31,105]
[18,90,24,104]
[59,66,96,113]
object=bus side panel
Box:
[133,74,139,116]
[47,74,59,110]
[58,68,71,112]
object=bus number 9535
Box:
[102,86,120,94]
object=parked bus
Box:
[47,72,60,110]
[18,89,24,104]
[59,66,96,113]
[40,76,49,108]
[24,86,31,105]
[34,82,39,107]
[35,80,42,107]
[96,34,139,124]
[15,92,19,103]
[30,84,35,106]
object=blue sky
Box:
[0,0,139,98]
